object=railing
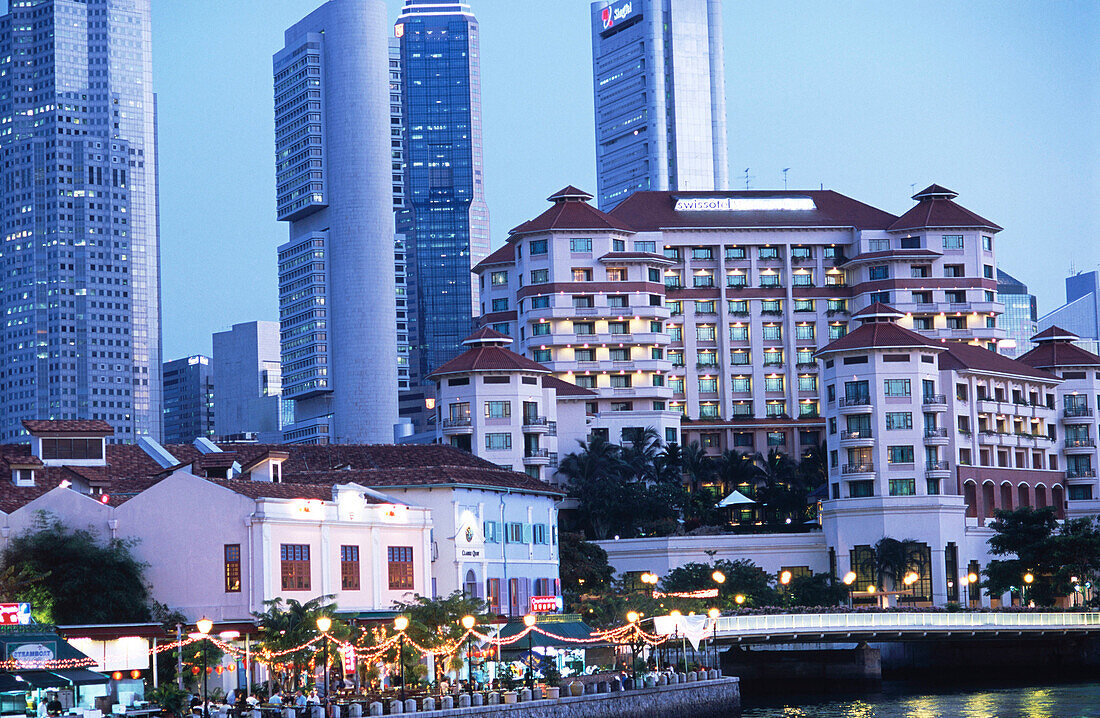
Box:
[524,449,549,458]
[922,394,948,406]
[841,430,872,440]
[796,362,818,370]
[1065,406,1093,418]
[522,416,549,427]
[442,417,471,428]
[1065,438,1096,448]
[842,463,874,474]
[926,460,950,471]
[839,397,871,407]
[1068,468,1097,478]
[696,362,720,370]
[924,428,948,438]
[713,611,1100,639]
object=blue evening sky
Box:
[152,1,1098,360]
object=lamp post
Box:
[626,612,640,684]
[218,631,240,702]
[640,572,658,596]
[903,572,919,605]
[842,571,857,608]
[707,608,719,670]
[967,572,979,607]
[668,610,686,673]
[461,615,476,693]
[394,616,409,703]
[316,616,331,711]
[522,614,536,689]
[1023,572,1034,606]
[195,618,213,718]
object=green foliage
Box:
[559,533,613,595]
[147,684,189,717]
[538,655,561,687]
[1,513,151,623]
[181,640,225,691]
[661,559,780,608]
[786,573,849,607]
[984,508,1100,606]
[391,591,487,684]
[251,596,340,691]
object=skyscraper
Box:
[0,0,162,443]
[996,269,1037,358]
[394,0,490,432]
[1039,270,1100,355]
[591,0,730,210]
[212,321,286,442]
[162,356,215,445]
[275,0,398,444]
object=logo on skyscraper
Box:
[601,2,634,31]
[601,6,614,29]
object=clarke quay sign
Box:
[600,0,638,32]
[529,595,562,613]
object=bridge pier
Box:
[720,644,881,697]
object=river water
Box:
[739,681,1100,717]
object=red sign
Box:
[529,596,560,613]
[338,644,355,672]
[0,604,30,625]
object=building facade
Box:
[275,0,398,444]
[1039,271,1100,355]
[0,0,162,443]
[475,184,1005,459]
[591,0,729,210]
[161,356,215,445]
[212,321,286,442]
[997,269,1037,358]
[394,0,491,433]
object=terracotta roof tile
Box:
[1017,341,1100,369]
[21,419,114,435]
[509,192,634,235]
[472,243,515,272]
[542,374,596,397]
[938,342,1059,380]
[463,327,512,344]
[283,467,563,495]
[1031,326,1079,341]
[888,195,1002,232]
[816,322,942,355]
[428,346,549,378]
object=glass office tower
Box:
[0,0,162,442]
[996,269,1038,358]
[394,0,490,430]
[591,0,730,210]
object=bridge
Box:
[708,611,1100,644]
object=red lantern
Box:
[214,666,223,675]
[111,671,123,681]
[130,670,141,680]
[206,667,213,675]
[191,667,200,676]
[226,663,236,672]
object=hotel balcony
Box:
[1064,438,1096,453]
[841,463,874,476]
[1064,407,1093,422]
[922,394,948,410]
[523,448,551,465]
[925,461,951,478]
[839,430,874,447]
[838,397,872,414]
[441,417,473,435]
[522,416,550,433]
[1067,468,1096,479]
[923,428,949,444]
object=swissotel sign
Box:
[673,197,817,212]
[601,1,637,31]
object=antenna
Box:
[910,182,917,195]
[782,168,790,190]
[742,168,754,190]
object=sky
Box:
[151,0,1099,360]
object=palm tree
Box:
[754,449,803,524]
[619,427,663,484]
[252,596,336,691]
[872,537,922,593]
[559,435,627,539]
[714,449,763,498]
[680,441,714,493]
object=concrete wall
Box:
[597,532,830,578]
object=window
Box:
[574,376,596,389]
[763,324,782,341]
[532,349,550,362]
[575,348,596,361]
[664,247,680,259]
[944,264,964,278]
[900,237,921,249]
[760,272,780,287]
[730,325,748,341]
[947,316,967,330]
[341,545,360,590]
[912,266,931,279]
[531,295,549,309]
[765,376,784,392]
[794,299,814,312]
[574,322,594,335]
[767,430,786,445]
[606,267,628,281]
[570,238,592,253]
[983,264,994,279]
[732,376,751,393]
[280,544,311,591]
[868,239,890,252]
[608,321,629,334]
[485,401,511,418]
[731,350,750,365]
[800,401,819,418]
[869,265,888,280]
[797,348,815,364]
[611,401,633,411]
[530,239,548,254]
[827,299,847,313]
[942,235,964,249]
[693,274,715,288]
[491,271,508,285]
[485,433,512,450]
[652,373,665,386]
[766,401,787,418]
[506,522,528,543]
[926,478,940,495]
[665,272,683,288]
[699,377,718,393]
[884,379,911,396]
[612,239,626,252]
[692,247,714,260]
[888,446,915,464]
[695,301,717,314]
[913,316,934,330]
[610,374,632,388]
[635,241,656,253]
[726,247,746,260]
[849,480,874,498]
[608,294,628,308]
[530,269,548,284]
[224,545,241,593]
[700,403,719,418]
[667,300,682,315]
[387,547,415,590]
[795,324,815,341]
[491,298,509,311]
[670,350,685,366]
[483,521,501,543]
[40,438,102,460]
[573,294,594,308]
[729,300,749,314]
[697,325,716,341]
[573,268,592,282]
[486,578,502,613]
[533,524,549,544]
[798,375,817,392]
[761,300,782,314]
[732,402,752,416]
[763,349,783,365]
[669,377,685,393]
[531,322,550,336]
[759,247,779,259]
[886,412,912,430]
[982,236,993,251]
[698,349,718,366]
[792,272,813,286]
[648,268,661,283]
[610,348,630,361]
[870,292,891,303]
[1070,485,1094,501]
[889,478,916,496]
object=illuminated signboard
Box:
[338,644,356,672]
[0,603,31,625]
[673,197,817,212]
[529,596,562,613]
[7,641,55,665]
[600,0,638,32]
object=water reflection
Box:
[740,682,1100,717]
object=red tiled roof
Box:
[1031,326,1079,342]
[842,249,942,264]
[816,322,942,355]
[428,345,549,378]
[852,302,904,318]
[912,184,957,199]
[610,190,899,230]
[938,342,1059,381]
[1017,341,1100,369]
[509,190,634,235]
[597,251,672,262]
[888,193,1002,232]
[206,479,338,502]
[543,374,597,397]
[463,327,512,344]
[473,243,515,272]
[548,186,593,201]
[283,467,563,496]
[21,419,114,435]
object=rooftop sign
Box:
[600,1,639,33]
[674,197,817,212]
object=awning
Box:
[496,618,601,652]
[13,672,69,689]
[716,490,755,508]
[0,674,24,692]
[51,669,108,686]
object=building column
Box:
[930,547,948,605]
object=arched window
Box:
[1000,482,1013,512]
[464,570,479,599]
[1035,484,1049,509]
[963,481,977,518]
[1017,483,1031,508]
[1051,485,1065,519]
[982,481,996,519]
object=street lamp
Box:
[903,572,919,605]
[194,618,213,718]
[626,611,640,684]
[707,608,719,670]
[316,616,332,709]
[461,615,476,693]
[669,610,687,672]
[779,571,792,586]
[711,570,726,585]
[1023,572,1035,606]
[640,572,659,596]
[394,616,409,702]
[522,614,536,689]
[734,594,746,606]
[842,571,857,608]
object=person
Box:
[269,691,283,706]
[226,689,236,706]
[293,691,306,707]
[246,694,259,707]
[306,689,319,705]
[45,693,62,717]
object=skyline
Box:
[152,0,1098,360]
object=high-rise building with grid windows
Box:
[393,0,490,434]
[0,0,162,443]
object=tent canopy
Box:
[495,616,600,651]
[716,490,755,508]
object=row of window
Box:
[666,375,819,394]
[685,400,819,419]
[666,270,835,289]
[223,543,417,593]
[482,521,554,545]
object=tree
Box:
[391,592,486,684]
[787,573,849,607]
[1,513,151,624]
[755,450,807,526]
[558,533,613,595]
[660,559,779,608]
[252,596,338,691]
[870,537,922,593]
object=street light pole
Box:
[195,619,213,718]
[316,617,331,713]
[394,616,409,703]
[522,614,536,689]
[461,616,476,694]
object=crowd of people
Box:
[190,688,327,717]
